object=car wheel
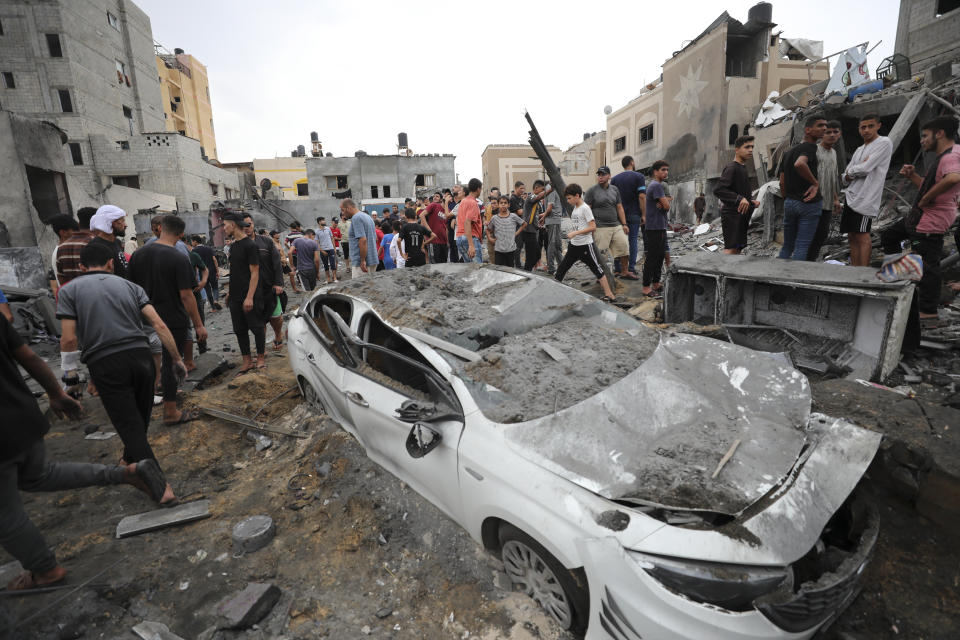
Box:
[300,379,325,414]
[499,522,589,636]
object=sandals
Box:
[5,567,66,591]
[273,339,283,351]
[602,295,618,303]
[163,408,200,426]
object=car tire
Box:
[499,522,589,637]
[300,378,325,415]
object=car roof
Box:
[322,263,660,422]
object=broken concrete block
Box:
[537,342,567,362]
[232,515,276,554]
[116,500,211,539]
[132,621,187,640]
[217,583,281,629]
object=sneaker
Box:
[153,395,163,406]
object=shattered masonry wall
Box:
[895,0,960,74]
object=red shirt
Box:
[455,197,482,239]
[331,227,341,247]
[375,228,384,260]
[423,203,448,245]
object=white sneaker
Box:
[153,395,163,406]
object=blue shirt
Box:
[380,233,396,269]
[0,288,6,304]
[348,212,379,267]
[611,171,646,222]
[645,180,669,231]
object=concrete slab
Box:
[217,582,281,629]
[116,499,211,539]
[182,352,229,392]
[132,621,187,640]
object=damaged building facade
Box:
[0,0,238,253]
[481,144,563,193]
[604,2,829,222]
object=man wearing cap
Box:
[222,211,266,373]
[88,205,130,279]
[585,167,630,277]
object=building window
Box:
[111,175,140,189]
[0,18,4,36]
[370,185,379,198]
[936,0,960,16]
[123,106,134,135]
[68,143,83,165]
[57,89,73,112]
[325,175,348,190]
[613,136,626,153]
[107,11,119,30]
[205,86,210,101]
[729,124,739,145]
[296,182,309,196]
[225,187,234,199]
[638,124,654,145]
[192,202,199,211]
[415,174,435,187]
[116,140,130,150]
[383,185,391,198]
[210,183,219,196]
[115,60,128,85]
[1,72,13,89]
[26,166,72,223]
[45,34,62,57]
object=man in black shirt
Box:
[191,235,221,310]
[128,215,205,424]
[0,313,159,591]
[243,214,285,349]
[223,211,265,373]
[778,114,826,260]
[715,136,760,255]
[399,209,436,267]
[88,205,130,279]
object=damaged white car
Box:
[287,264,881,640]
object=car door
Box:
[295,295,353,424]
[339,311,466,521]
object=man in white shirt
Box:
[842,114,893,266]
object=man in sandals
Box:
[128,215,207,424]
[1,311,168,592]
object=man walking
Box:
[611,156,646,278]
[54,210,95,287]
[807,121,843,261]
[778,114,827,260]
[455,178,484,263]
[585,166,630,277]
[842,114,894,266]
[89,205,130,279]
[284,221,304,292]
[715,136,760,255]
[191,236,221,311]
[882,116,960,326]
[0,312,162,592]
[128,215,206,422]
[222,212,265,373]
[643,161,671,296]
[340,198,378,278]
[290,229,320,292]
[554,184,618,301]
[243,214,285,350]
[315,217,339,282]
[58,241,185,504]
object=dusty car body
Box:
[286,263,881,639]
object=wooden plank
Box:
[116,500,211,539]
[200,407,308,438]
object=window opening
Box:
[296,182,309,196]
[58,89,73,112]
[614,136,626,153]
[46,34,62,57]
[68,143,83,165]
[639,124,654,145]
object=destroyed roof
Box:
[672,10,775,58]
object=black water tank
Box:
[583,133,591,141]
[290,150,297,157]
[310,131,319,142]
[748,2,772,24]
[398,132,408,148]
[174,47,185,55]
[297,145,305,156]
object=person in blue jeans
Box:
[778,114,826,260]
[610,155,646,278]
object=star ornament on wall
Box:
[673,65,708,118]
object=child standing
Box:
[380,220,396,270]
[486,196,526,266]
[555,183,617,302]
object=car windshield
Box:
[322,264,659,423]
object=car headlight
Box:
[629,551,789,612]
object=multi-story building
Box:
[559,132,607,192]
[156,48,218,160]
[604,2,830,222]
[0,0,238,228]
[254,156,309,200]
[481,144,562,193]
[894,0,960,75]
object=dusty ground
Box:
[3,258,959,640]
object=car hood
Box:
[502,333,841,516]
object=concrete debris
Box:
[116,499,212,539]
[232,515,276,554]
[200,406,308,438]
[83,431,117,440]
[132,621,186,640]
[246,431,273,451]
[216,583,281,630]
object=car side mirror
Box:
[406,423,442,458]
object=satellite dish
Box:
[603,105,613,115]
[259,178,272,192]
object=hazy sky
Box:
[139,0,898,181]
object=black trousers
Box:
[881,219,943,315]
[806,210,833,261]
[555,243,605,282]
[643,229,667,287]
[155,326,187,402]
[494,250,515,266]
[87,348,158,465]
[431,244,448,264]
[194,291,206,351]
[229,298,266,356]
[521,233,540,271]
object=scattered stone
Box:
[375,607,392,619]
[82,423,99,435]
[492,571,512,591]
[84,431,117,441]
[314,461,332,479]
[537,342,567,361]
[57,621,86,639]
[217,583,281,630]
[361,625,372,635]
[246,431,273,451]
[232,515,276,554]
[116,500,211,539]
[132,621,186,640]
